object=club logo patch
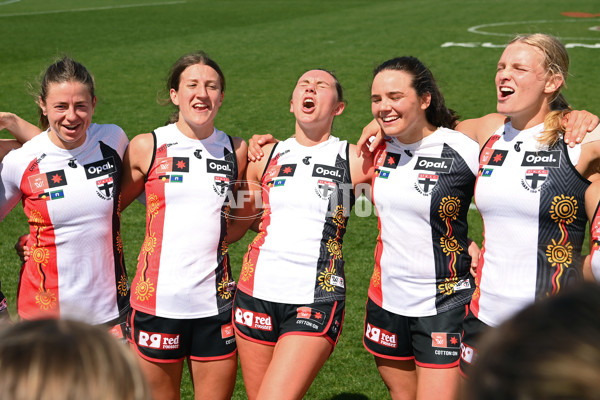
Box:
[96,177,114,200]
[521,169,549,193]
[415,173,439,196]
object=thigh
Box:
[189,354,238,400]
[132,348,184,400]
[375,356,417,400]
[412,305,467,368]
[416,365,459,400]
[235,332,275,400]
[258,334,333,400]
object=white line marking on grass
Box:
[0,1,186,17]
[468,19,600,41]
[0,0,21,5]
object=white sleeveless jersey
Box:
[369,128,479,317]
[472,122,588,327]
[130,124,237,319]
[238,136,354,304]
[0,124,129,324]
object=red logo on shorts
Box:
[365,323,397,348]
[432,332,460,349]
[234,307,273,331]
[137,331,180,350]
[221,323,234,338]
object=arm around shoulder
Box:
[121,133,154,210]
[0,112,42,143]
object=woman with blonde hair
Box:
[0,319,151,400]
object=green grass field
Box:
[1,0,599,398]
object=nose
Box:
[378,97,392,111]
[65,106,77,121]
[304,83,316,93]
[195,85,208,98]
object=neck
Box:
[391,121,437,145]
[294,122,332,146]
[176,120,214,140]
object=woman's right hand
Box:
[14,234,29,263]
[356,119,383,157]
[248,134,278,162]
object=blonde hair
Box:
[0,319,150,400]
[509,34,571,147]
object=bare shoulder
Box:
[581,123,600,145]
[456,113,507,146]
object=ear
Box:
[91,96,97,114]
[544,74,564,94]
[420,92,432,111]
[170,88,179,106]
[333,101,345,116]
[38,97,48,116]
[290,99,294,113]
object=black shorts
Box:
[232,290,344,347]
[128,308,236,363]
[459,306,491,376]
[363,298,467,368]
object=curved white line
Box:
[468,19,600,41]
[0,1,185,17]
[0,0,21,5]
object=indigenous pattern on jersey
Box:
[238,136,354,304]
[472,122,589,327]
[589,202,600,280]
[0,124,129,324]
[368,128,479,317]
[131,124,237,319]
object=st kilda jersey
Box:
[0,124,129,324]
[368,128,479,317]
[472,122,589,327]
[130,124,237,319]
[238,136,354,304]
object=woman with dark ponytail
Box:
[363,56,479,400]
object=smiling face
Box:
[170,63,224,139]
[289,70,345,134]
[40,80,96,150]
[495,42,562,129]
[371,69,431,144]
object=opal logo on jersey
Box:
[137,331,180,350]
[234,307,273,331]
[84,157,116,179]
[521,151,561,168]
[312,164,344,182]
[207,159,233,176]
[414,157,453,173]
[365,323,397,348]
